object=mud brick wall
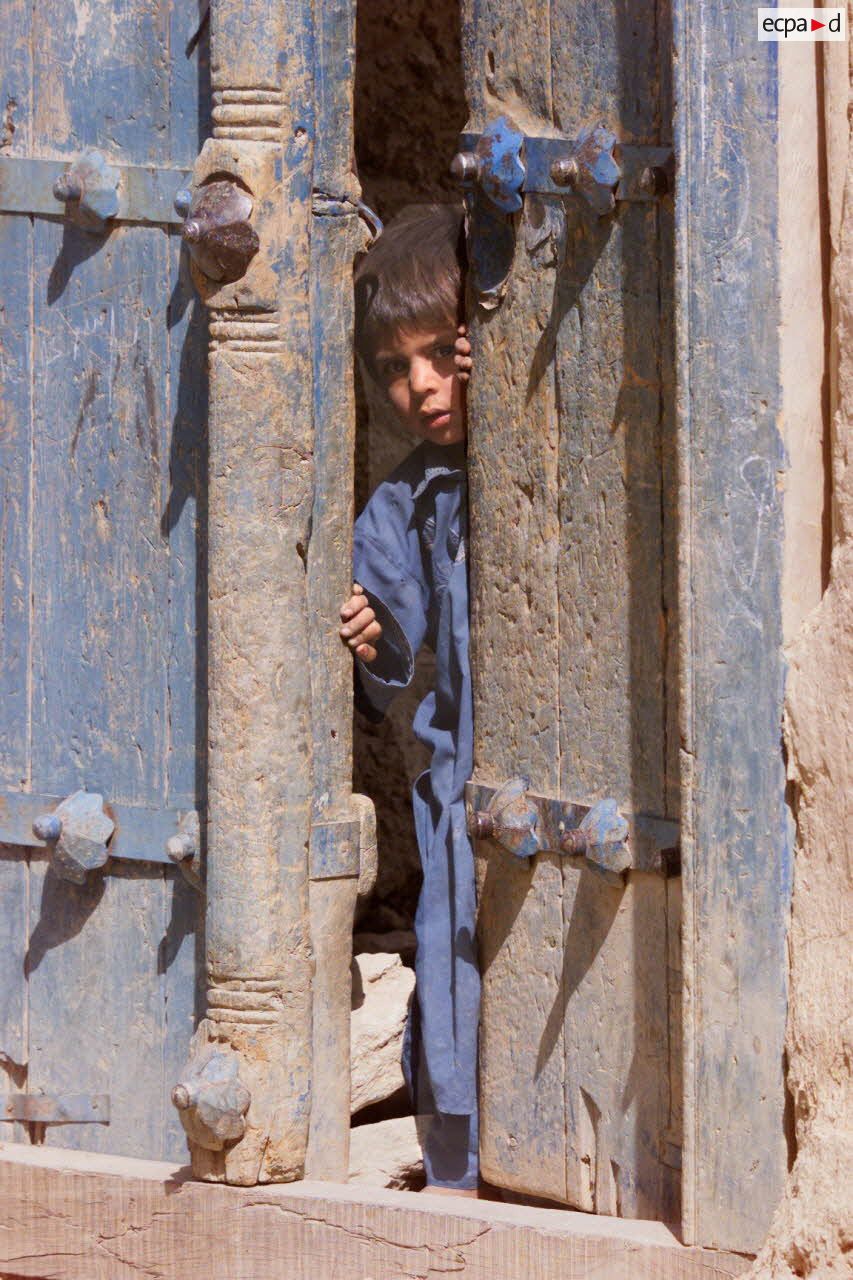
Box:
[748,33,852,1280]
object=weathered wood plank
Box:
[164,0,212,812]
[29,214,172,803]
[0,848,28,1147]
[0,1143,753,1280]
[555,205,666,811]
[26,1,174,1159]
[553,0,676,1222]
[160,12,209,1160]
[463,0,566,1197]
[158,871,199,1163]
[673,1,789,1252]
[0,0,29,1148]
[305,32,361,1169]
[163,244,208,814]
[0,0,35,1133]
[25,861,168,1157]
[29,0,173,803]
[464,0,678,1218]
[0,210,32,791]
[552,192,675,1219]
[31,0,169,161]
[0,0,33,790]
[13,0,207,1166]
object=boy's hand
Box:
[454,324,472,384]
[340,584,382,663]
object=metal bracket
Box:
[1,1093,110,1124]
[309,817,360,880]
[465,777,679,884]
[0,154,191,226]
[453,122,672,216]
[450,116,526,213]
[0,790,202,873]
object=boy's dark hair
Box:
[354,204,466,373]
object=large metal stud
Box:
[51,150,120,230]
[32,791,115,884]
[172,1049,251,1151]
[179,180,260,283]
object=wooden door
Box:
[461,0,790,1254]
[0,0,209,1160]
[461,0,680,1222]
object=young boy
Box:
[339,204,478,1193]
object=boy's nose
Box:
[409,356,438,396]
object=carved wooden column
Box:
[172,0,367,1187]
[171,0,317,1185]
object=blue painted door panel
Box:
[0,0,209,1160]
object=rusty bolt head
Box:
[173,187,193,218]
[182,218,202,244]
[550,157,579,188]
[33,813,63,842]
[167,832,195,862]
[53,173,84,203]
[450,152,480,184]
[560,828,588,856]
[181,180,260,284]
[470,811,495,839]
[171,1084,191,1110]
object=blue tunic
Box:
[353,440,479,1128]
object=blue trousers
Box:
[405,994,479,1189]
[423,1109,479,1189]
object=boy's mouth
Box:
[421,410,451,429]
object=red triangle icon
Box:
[811,17,825,28]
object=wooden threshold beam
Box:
[0,1142,752,1279]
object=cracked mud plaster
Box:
[747,38,853,1280]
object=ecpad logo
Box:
[758,7,846,40]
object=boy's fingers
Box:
[340,591,368,620]
[340,605,376,638]
[356,643,377,663]
[454,332,472,386]
[457,322,468,336]
[351,619,382,645]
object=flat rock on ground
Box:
[351,951,415,1115]
[348,1114,429,1188]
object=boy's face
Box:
[373,324,466,447]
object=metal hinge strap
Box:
[1,1093,110,1124]
[309,817,360,880]
[0,790,196,868]
[457,132,673,204]
[0,155,190,225]
[453,118,673,219]
[465,778,679,878]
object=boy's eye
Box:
[435,343,456,359]
[378,357,408,380]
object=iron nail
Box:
[550,157,579,188]
[450,152,480,184]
